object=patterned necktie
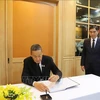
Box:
[92,39,95,49]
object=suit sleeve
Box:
[21,59,33,86]
[50,57,62,81]
[81,40,86,66]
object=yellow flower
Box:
[0,84,34,100]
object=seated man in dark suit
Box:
[21,44,62,92]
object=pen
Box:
[46,90,47,94]
[45,90,48,99]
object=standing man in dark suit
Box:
[22,44,62,92]
[81,26,100,76]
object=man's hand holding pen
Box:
[34,82,49,92]
[34,74,59,92]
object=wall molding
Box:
[12,57,25,63]
[12,56,55,63]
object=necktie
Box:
[92,39,95,49]
[37,63,42,75]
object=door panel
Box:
[7,0,56,84]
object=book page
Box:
[39,77,79,93]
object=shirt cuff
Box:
[32,81,36,86]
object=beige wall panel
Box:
[58,0,76,76]
[57,1,63,70]
[75,57,85,76]
[8,58,24,84]
[62,58,75,77]
[12,62,23,84]
[6,0,13,84]
[0,1,7,85]
[62,0,76,57]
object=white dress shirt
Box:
[91,37,97,48]
[39,62,42,72]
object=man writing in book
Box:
[22,44,62,92]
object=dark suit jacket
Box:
[81,38,100,68]
[22,55,62,86]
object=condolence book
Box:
[39,77,79,93]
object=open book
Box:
[39,77,79,93]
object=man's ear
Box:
[97,30,99,34]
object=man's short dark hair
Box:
[89,25,99,31]
[30,44,42,54]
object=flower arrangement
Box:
[0,84,35,100]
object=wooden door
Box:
[6,0,57,84]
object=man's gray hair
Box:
[30,44,42,54]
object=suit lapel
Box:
[88,39,91,49]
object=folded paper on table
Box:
[39,77,79,93]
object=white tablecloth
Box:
[15,74,100,100]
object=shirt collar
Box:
[91,37,97,41]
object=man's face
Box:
[89,28,98,39]
[31,50,43,63]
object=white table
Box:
[16,74,100,100]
